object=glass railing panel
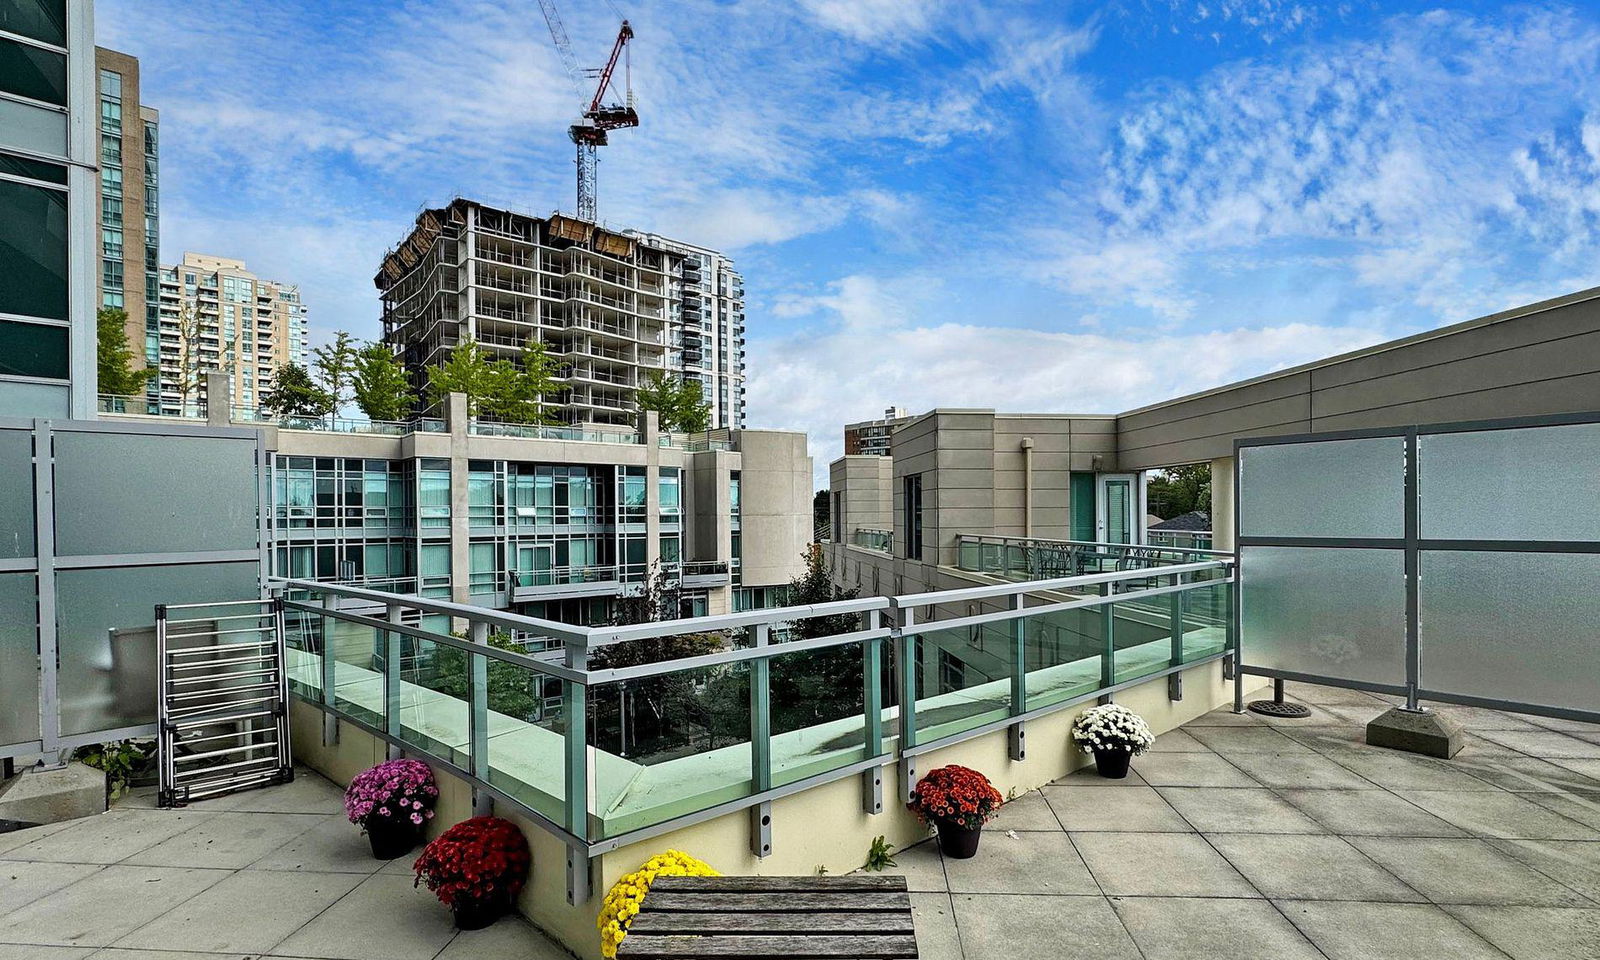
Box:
[485,659,567,825]
[957,538,979,570]
[396,637,470,768]
[1023,607,1105,710]
[768,641,869,788]
[1180,580,1231,663]
[282,605,322,700]
[912,623,1014,743]
[588,660,753,839]
[1109,600,1177,685]
[327,615,384,728]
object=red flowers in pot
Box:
[413,816,531,929]
[908,765,1004,859]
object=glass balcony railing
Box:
[1148,529,1214,550]
[272,558,1233,855]
[853,529,893,553]
[468,420,641,444]
[955,534,1231,582]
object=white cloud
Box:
[797,0,951,44]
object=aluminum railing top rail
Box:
[896,559,1232,608]
[272,577,590,645]
[590,596,891,647]
[957,533,1234,558]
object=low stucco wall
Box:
[290,662,1265,959]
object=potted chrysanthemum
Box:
[597,850,719,958]
[414,816,531,930]
[1071,703,1155,778]
[907,765,1004,859]
[343,758,438,859]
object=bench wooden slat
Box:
[618,933,919,958]
[628,911,915,935]
[644,891,910,913]
[652,875,909,893]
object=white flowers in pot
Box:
[1071,703,1155,756]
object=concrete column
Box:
[448,392,471,604]
[1210,456,1236,552]
[205,371,232,426]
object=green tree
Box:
[770,546,867,732]
[311,330,359,416]
[350,343,413,421]
[431,631,548,723]
[96,307,155,396]
[1146,463,1212,519]
[261,362,334,419]
[478,341,564,424]
[425,339,496,415]
[636,371,711,433]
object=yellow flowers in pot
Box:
[597,849,718,958]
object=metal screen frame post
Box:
[563,636,592,906]
[893,605,917,804]
[32,422,61,766]
[749,623,773,858]
[1098,581,1115,703]
[383,603,404,759]
[154,603,174,804]
[468,620,492,816]
[1007,592,1026,761]
[1402,428,1422,712]
[861,610,884,814]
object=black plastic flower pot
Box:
[451,890,511,930]
[365,818,422,860]
[1093,747,1132,779]
[935,819,983,859]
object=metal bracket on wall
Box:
[1167,671,1183,701]
[1008,722,1026,762]
[862,765,884,815]
[897,756,917,805]
[472,787,494,818]
[750,801,772,858]
[566,842,592,906]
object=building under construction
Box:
[376,198,745,428]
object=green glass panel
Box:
[0,1,67,47]
[0,36,66,104]
[912,623,1013,742]
[0,572,39,745]
[1180,580,1230,663]
[0,173,67,321]
[484,651,566,824]
[1024,607,1105,710]
[398,638,470,767]
[769,641,867,787]
[325,615,382,728]
[0,319,66,379]
[0,152,66,184]
[0,428,34,559]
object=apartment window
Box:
[0,2,68,47]
[100,135,121,166]
[0,175,68,320]
[99,98,121,133]
[98,69,122,100]
[101,196,122,226]
[101,227,122,259]
[0,153,65,185]
[1,36,67,105]
[903,474,924,560]
[659,467,680,523]
[418,459,451,528]
[0,318,68,380]
[100,165,121,196]
[659,533,680,564]
[102,258,123,290]
[729,472,741,529]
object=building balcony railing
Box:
[954,534,1231,583]
[271,559,1232,895]
[468,420,641,444]
[853,528,893,553]
[1148,529,1214,550]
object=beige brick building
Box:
[94,47,160,388]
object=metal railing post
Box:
[563,635,591,906]
[894,603,918,804]
[384,603,404,758]
[749,622,773,858]
[468,620,492,816]
[318,591,338,746]
[1008,592,1027,761]
[1168,572,1185,701]
[862,609,884,814]
[1099,581,1115,699]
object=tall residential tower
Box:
[94,46,159,395]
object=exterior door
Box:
[1097,474,1137,544]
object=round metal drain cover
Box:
[1247,699,1312,719]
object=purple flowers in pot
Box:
[344,758,439,829]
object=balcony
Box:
[853,528,893,553]
[955,534,1227,580]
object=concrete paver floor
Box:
[0,769,570,960]
[887,682,1600,960]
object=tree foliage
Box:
[425,338,564,424]
[770,546,867,731]
[351,343,413,421]
[636,370,712,433]
[311,330,359,414]
[1146,463,1212,519]
[431,631,548,723]
[261,362,334,419]
[95,307,155,396]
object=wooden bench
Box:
[617,874,918,958]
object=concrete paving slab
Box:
[1,808,214,864]
[1395,789,1596,840]
[1222,751,1381,790]
[1425,705,1542,731]
[0,820,75,857]
[113,868,365,954]
[197,770,346,814]
[87,951,259,960]
[1550,758,1600,782]
[1129,751,1258,788]
[1071,832,1258,898]
[1156,787,1325,834]
[1110,896,1324,960]
[876,836,946,892]
[1208,833,1423,902]
[952,894,1140,960]
[1315,744,1506,792]
[1186,726,1313,755]
[1045,785,1193,832]
[1275,900,1505,960]
[1280,682,1389,706]
[987,790,1060,831]
[1519,788,1600,832]
[1474,729,1600,759]
[1048,766,1149,787]
[943,830,1100,895]
[0,946,92,959]
[1451,749,1600,793]
[432,915,572,960]
[247,813,385,874]
[1348,836,1595,906]
[1526,715,1600,734]
[1276,788,1467,837]
[1486,840,1600,903]
[0,864,231,947]
[1443,905,1600,960]
[1273,723,1371,751]
[906,892,962,960]
[1184,707,1264,726]
[0,861,102,915]
[269,874,457,960]
[1316,702,1393,725]
[119,811,327,869]
[1146,729,1210,752]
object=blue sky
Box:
[99,1,1600,481]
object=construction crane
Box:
[536,0,639,222]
